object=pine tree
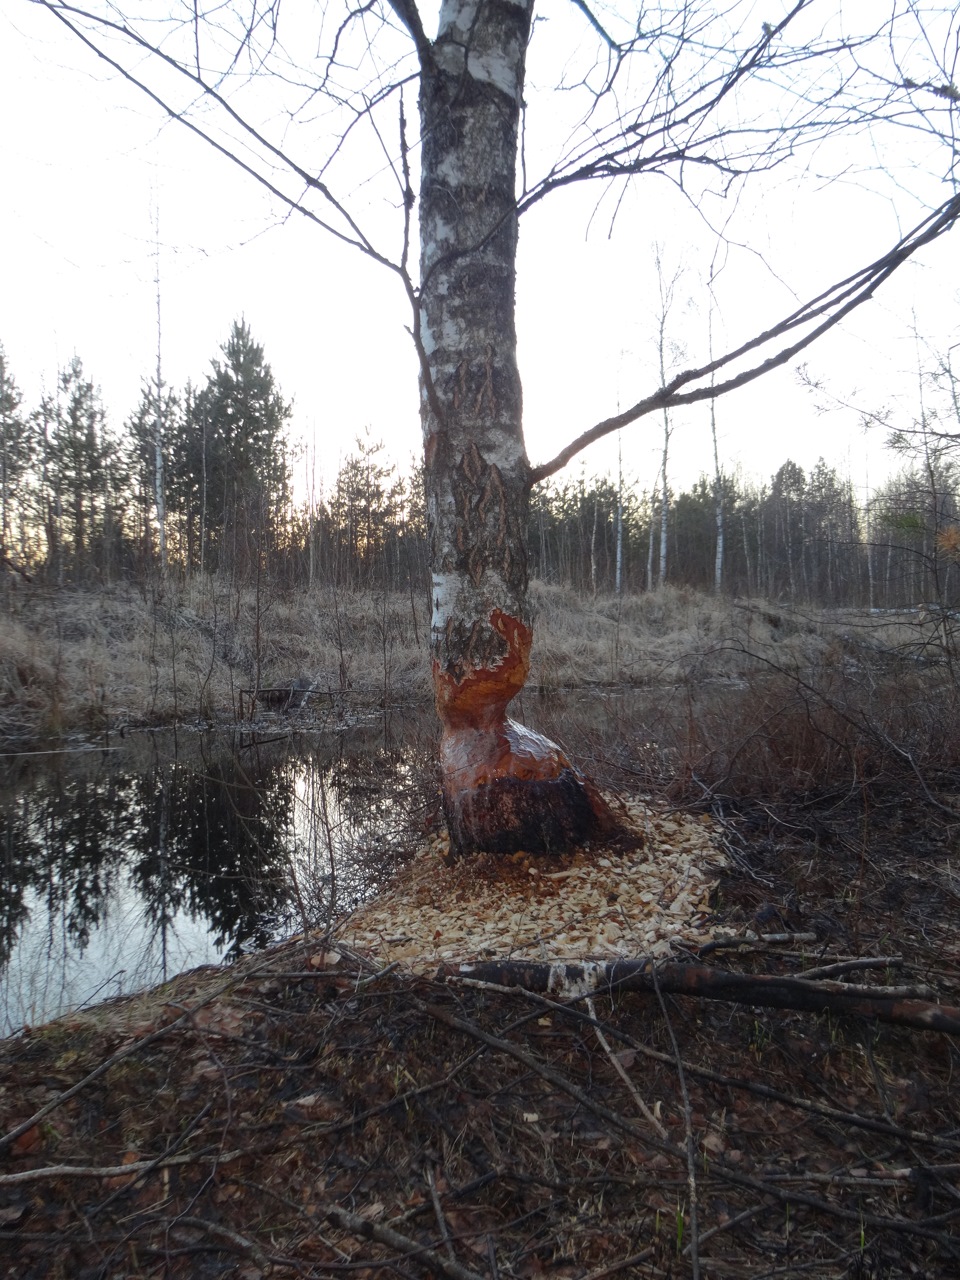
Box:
[0,345,32,572]
[192,321,291,579]
[38,358,123,583]
[126,380,178,574]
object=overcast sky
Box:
[2,1,958,503]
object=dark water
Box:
[0,686,676,1036]
[0,714,438,1035]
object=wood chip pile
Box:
[335,798,726,971]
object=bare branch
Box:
[36,0,403,273]
[531,192,960,484]
[567,0,619,52]
[384,0,431,62]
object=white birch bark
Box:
[417,0,620,852]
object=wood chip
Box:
[333,800,727,973]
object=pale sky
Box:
[2,1,958,504]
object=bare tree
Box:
[152,211,168,577]
[34,0,960,853]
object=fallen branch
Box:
[798,956,903,980]
[585,994,668,1140]
[322,1202,487,1280]
[650,966,701,1280]
[460,980,960,1149]
[438,959,960,1036]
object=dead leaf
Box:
[11,1126,42,1155]
[702,1130,726,1155]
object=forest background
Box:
[1,318,958,611]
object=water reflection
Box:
[0,715,437,1034]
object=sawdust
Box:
[334,799,726,972]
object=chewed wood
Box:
[336,798,726,971]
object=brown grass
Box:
[2,587,960,1277]
[0,580,434,742]
[2,580,959,821]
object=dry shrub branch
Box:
[2,921,960,1279]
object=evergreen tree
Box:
[126,379,178,572]
[38,358,126,583]
[0,345,32,570]
[331,436,401,588]
[192,321,291,578]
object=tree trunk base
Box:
[441,718,631,856]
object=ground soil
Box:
[2,791,959,1279]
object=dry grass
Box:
[0,580,434,742]
[3,588,960,1277]
[527,586,960,811]
[2,579,959,821]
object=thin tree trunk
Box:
[153,221,168,575]
[710,402,724,593]
[418,0,621,855]
[741,512,752,596]
[646,486,657,591]
[199,409,207,579]
[615,437,624,597]
[658,415,669,587]
[590,497,598,595]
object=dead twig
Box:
[799,956,904,980]
[580,1248,658,1279]
[322,1202,487,1280]
[426,1164,457,1266]
[650,965,700,1280]
[585,994,668,1140]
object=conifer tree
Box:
[188,321,291,578]
[0,345,31,572]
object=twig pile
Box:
[1,935,958,1279]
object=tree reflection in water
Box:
[0,714,436,1034]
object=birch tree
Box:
[34,0,960,853]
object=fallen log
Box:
[438,959,960,1037]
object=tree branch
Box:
[323,1201,487,1280]
[531,192,960,484]
[440,958,960,1036]
[384,0,432,62]
[37,0,404,273]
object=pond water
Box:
[0,686,679,1036]
[0,714,439,1035]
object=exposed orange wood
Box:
[434,608,532,731]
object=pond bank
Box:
[1,579,858,746]
[3,788,960,1279]
[0,720,439,1035]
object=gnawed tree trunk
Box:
[418,0,622,855]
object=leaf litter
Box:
[1,793,959,1279]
